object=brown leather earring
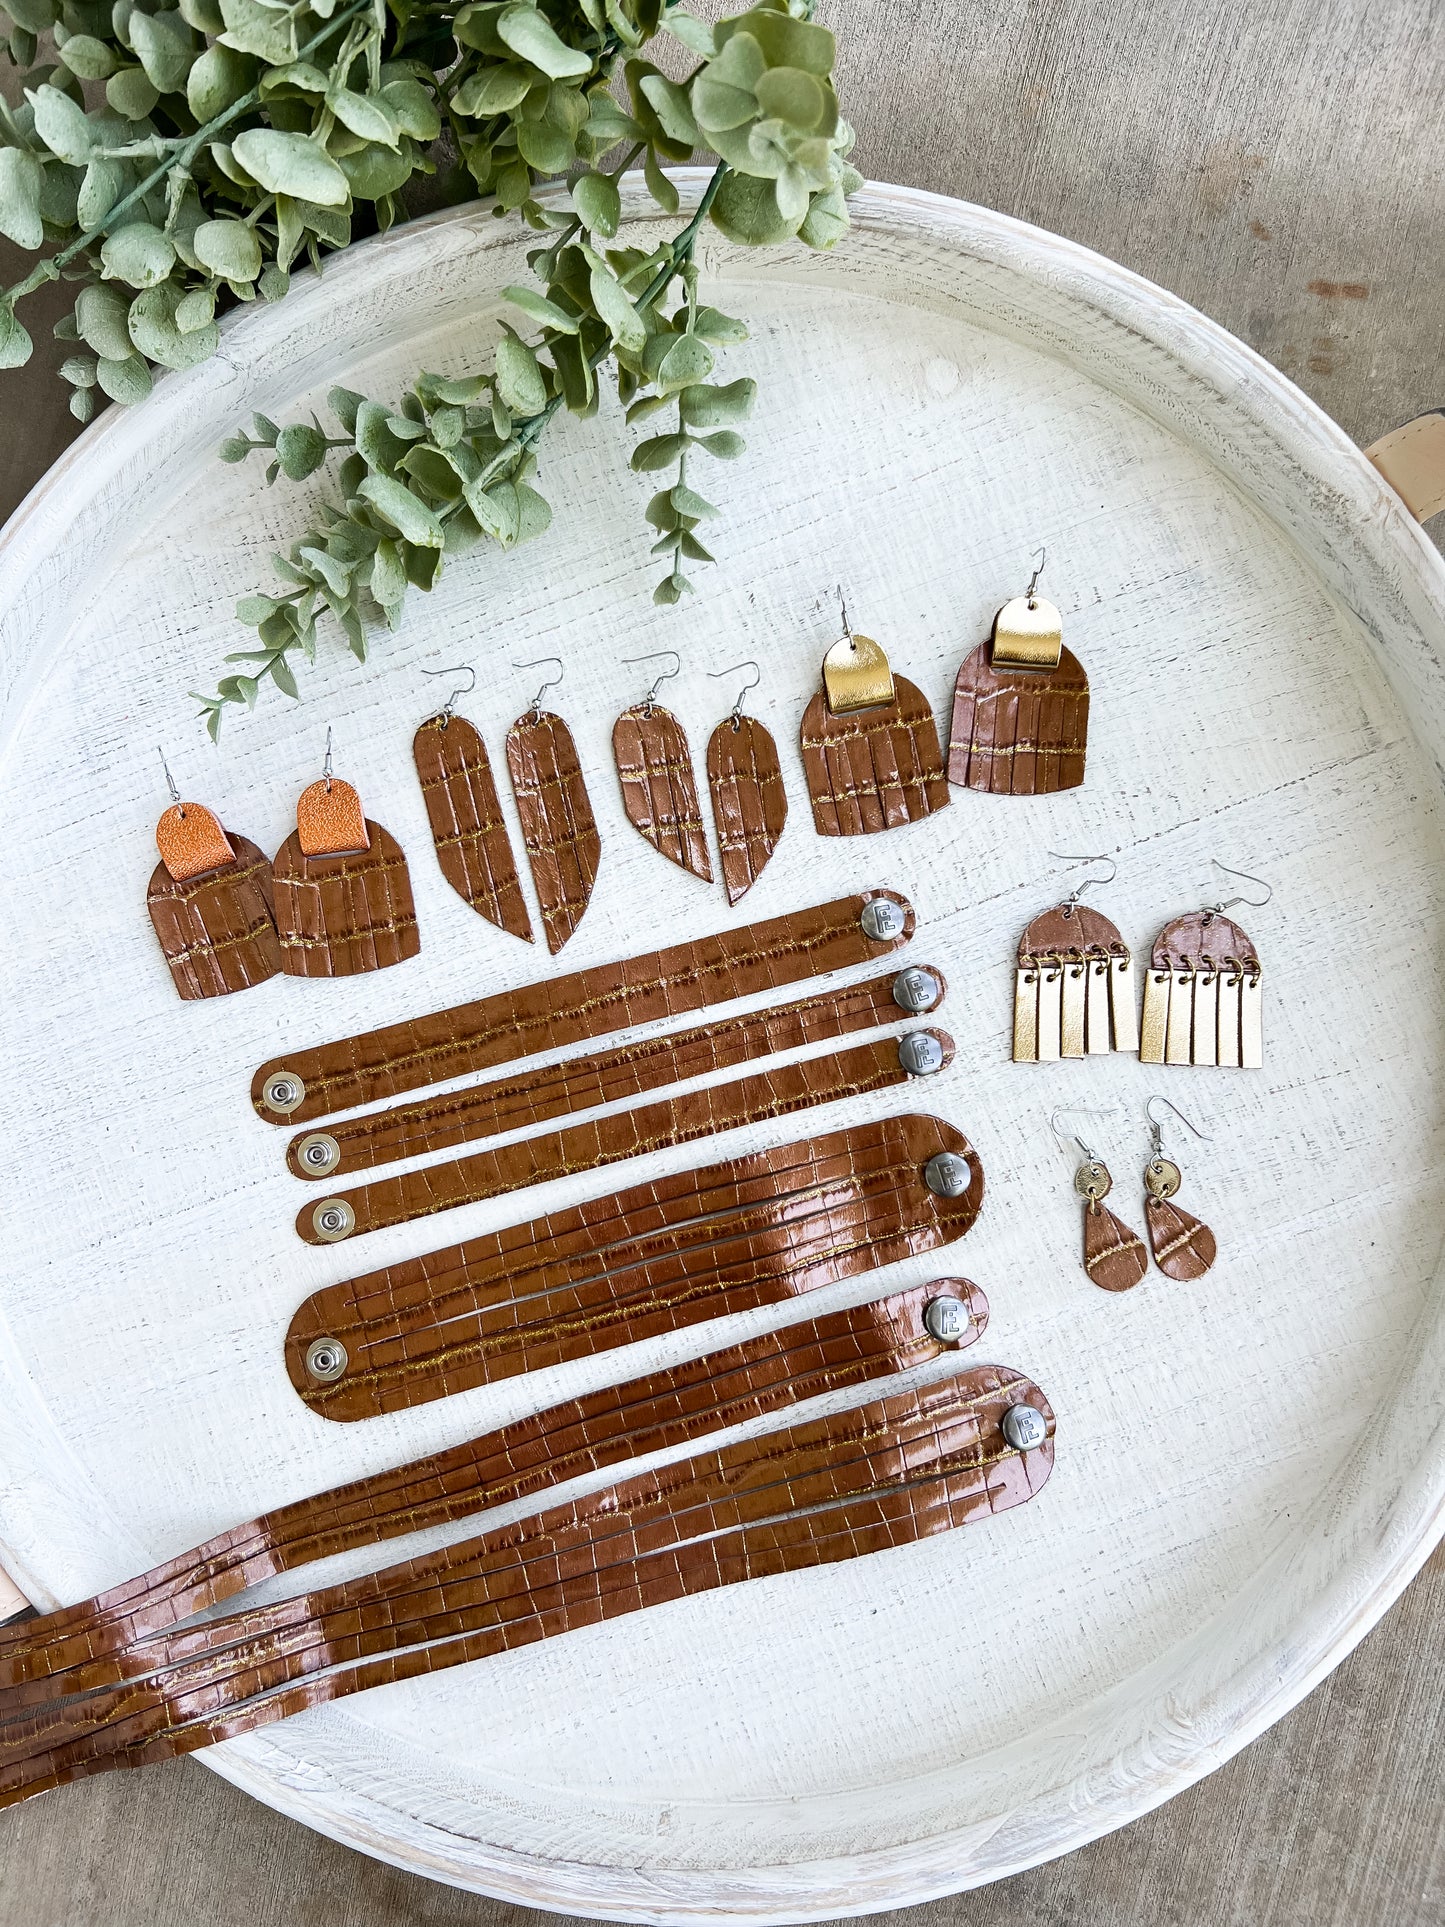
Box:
[1143,1097,1218,1279]
[1013,854,1137,1061]
[612,649,712,883]
[505,657,601,955]
[273,729,419,977]
[800,590,950,836]
[1140,861,1270,1068]
[412,665,532,944]
[949,549,1088,795]
[146,752,280,999]
[705,658,785,904]
[1053,1109,1147,1293]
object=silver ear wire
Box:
[1049,1105,1120,1162]
[422,663,476,725]
[1206,859,1273,913]
[707,658,761,725]
[1047,850,1116,909]
[621,649,681,709]
[513,656,563,716]
[157,748,183,815]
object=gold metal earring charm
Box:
[1143,1096,1218,1278]
[1052,1108,1147,1293]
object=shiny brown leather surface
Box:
[1146,1197,1217,1279]
[146,833,280,1000]
[0,1370,1053,1806]
[947,641,1089,794]
[296,1030,956,1244]
[1150,911,1260,971]
[612,704,712,881]
[413,715,532,942]
[1084,1199,1149,1292]
[800,677,950,836]
[707,714,786,903]
[1018,903,1128,961]
[0,1284,985,1696]
[286,968,946,1180]
[252,889,916,1124]
[505,709,600,955]
[285,1113,986,1420]
[272,821,420,977]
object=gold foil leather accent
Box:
[1012,964,1039,1062]
[1110,955,1139,1054]
[1013,904,1135,1062]
[989,595,1063,669]
[1060,958,1087,1058]
[1139,969,1171,1065]
[1145,912,1263,1068]
[821,632,895,713]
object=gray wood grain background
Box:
[1,1,1443,1920]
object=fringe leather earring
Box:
[800,591,949,837]
[612,649,712,883]
[506,657,601,955]
[1052,1108,1148,1293]
[949,549,1088,795]
[412,665,532,943]
[705,658,785,904]
[273,730,419,977]
[1139,861,1271,1068]
[1142,1096,1218,1279]
[1012,853,1137,1061]
[146,752,280,1000]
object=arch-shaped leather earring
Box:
[146,751,280,999]
[1139,861,1270,1068]
[949,549,1088,794]
[1012,852,1137,1060]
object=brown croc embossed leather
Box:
[413,715,532,942]
[800,677,950,836]
[505,708,600,954]
[146,818,280,1001]
[613,703,712,881]
[707,713,786,903]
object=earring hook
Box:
[1146,1094,1212,1158]
[422,663,476,726]
[513,656,563,715]
[1049,1105,1119,1161]
[622,648,680,709]
[322,724,334,791]
[1207,859,1273,914]
[1026,546,1047,603]
[1047,849,1116,910]
[708,657,761,725]
[157,747,183,815]
[837,584,853,647]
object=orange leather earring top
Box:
[295,777,369,857]
[155,801,235,882]
[146,776,280,1000]
[273,745,419,978]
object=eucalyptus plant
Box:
[0,0,859,732]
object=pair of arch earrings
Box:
[1054,1099,1218,1291]
[1012,855,1271,1070]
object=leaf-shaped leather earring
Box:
[506,657,601,955]
[1139,861,1271,1068]
[412,664,532,944]
[1052,1108,1148,1293]
[705,657,785,904]
[612,649,712,883]
[1012,853,1138,1061]
[949,549,1088,794]
[1142,1096,1218,1279]
[800,590,949,836]
[273,729,419,977]
[146,751,280,1000]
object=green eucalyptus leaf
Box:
[187,42,254,119]
[129,10,191,95]
[259,264,289,301]
[218,0,296,63]
[99,220,176,289]
[104,65,159,118]
[276,423,330,479]
[451,62,531,115]
[653,571,690,605]
[799,182,849,249]
[337,141,413,201]
[678,376,756,427]
[671,483,718,518]
[494,331,547,414]
[515,118,572,173]
[655,332,714,391]
[692,305,749,343]
[4,0,56,33]
[297,199,349,247]
[232,128,349,206]
[95,349,152,403]
[399,443,463,498]
[77,156,125,230]
[297,541,351,592]
[502,282,580,332]
[27,83,95,164]
[127,280,219,368]
[496,4,591,79]
[678,530,713,561]
[175,286,217,333]
[58,353,97,386]
[754,66,826,131]
[0,147,44,250]
[359,471,444,547]
[718,8,834,74]
[178,0,224,34]
[587,259,645,352]
[638,73,698,148]
[269,653,299,698]
[76,280,132,357]
[630,430,688,471]
[694,428,746,459]
[370,536,406,608]
[571,169,619,238]
[0,300,33,370]
[643,144,678,213]
[379,75,441,141]
[69,384,97,422]
[709,168,800,244]
[329,87,400,148]
[661,8,714,56]
[60,32,116,78]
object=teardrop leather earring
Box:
[1139,861,1270,1068]
[412,665,532,944]
[612,649,712,883]
[146,751,280,999]
[1143,1096,1217,1278]
[949,549,1088,794]
[1052,1107,1147,1293]
[1013,852,1138,1061]
[705,658,785,904]
[506,657,601,955]
[800,590,949,837]
[273,729,419,977]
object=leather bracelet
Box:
[295,1029,955,1246]
[287,965,947,1182]
[286,1113,985,1421]
[0,1282,986,1698]
[252,888,917,1125]
[0,1370,1054,1806]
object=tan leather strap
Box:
[252,889,916,1125]
[1366,410,1445,522]
[295,1029,955,1245]
[0,1284,985,1697]
[285,1113,986,1421]
[0,1371,1053,1806]
[286,966,947,1182]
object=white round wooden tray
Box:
[1,172,1443,1919]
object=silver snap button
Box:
[860,897,907,943]
[312,1198,355,1242]
[892,967,940,1013]
[298,1132,341,1176]
[924,1294,970,1343]
[898,1030,945,1076]
[1001,1404,1048,1452]
[263,1071,306,1115]
[924,1151,972,1198]
[305,1336,348,1382]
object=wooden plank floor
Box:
[2,1,1442,1919]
